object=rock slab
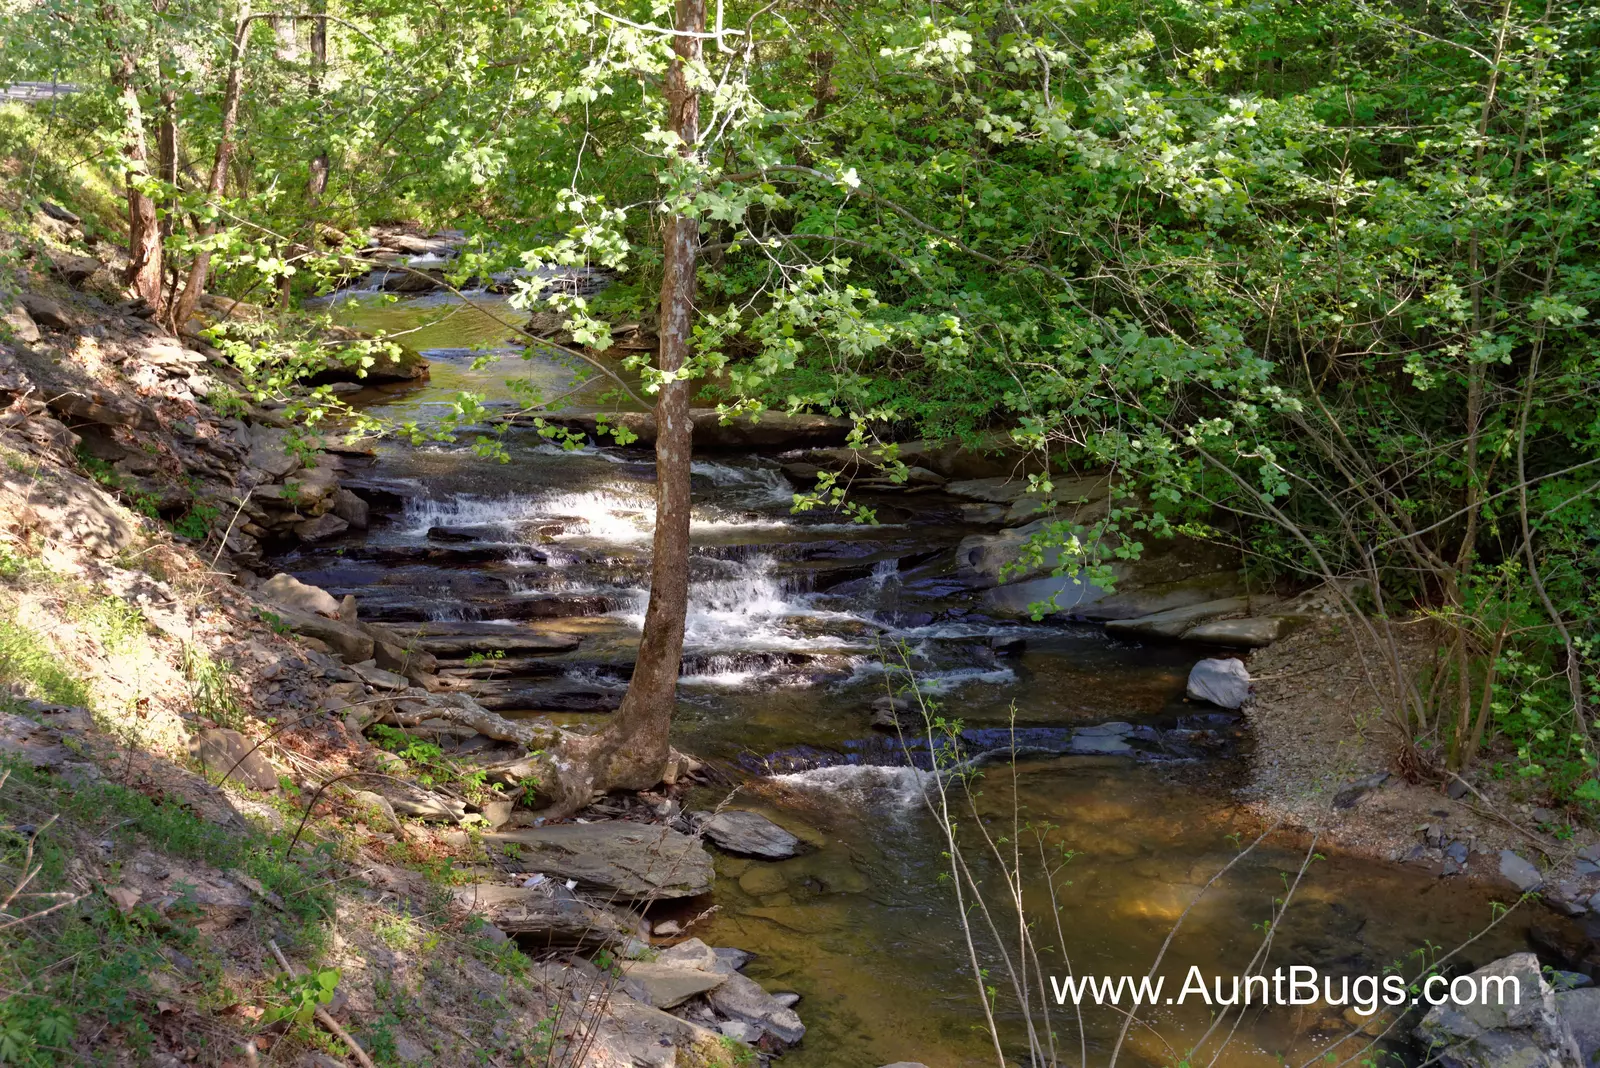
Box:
[189,729,276,791]
[698,810,802,859]
[485,822,714,900]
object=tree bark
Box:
[533,0,704,816]
[307,1,329,204]
[596,0,703,789]
[109,47,164,314]
[171,2,253,331]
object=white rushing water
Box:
[769,764,937,808]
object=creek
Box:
[278,290,1531,1067]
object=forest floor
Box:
[1242,619,1600,907]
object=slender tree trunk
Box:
[596,0,703,789]
[307,3,329,205]
[157,85,179,305]
[171,2,253,331]
[110,49,164,314]
[533,0,703,816]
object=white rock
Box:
[1186,657,1251,709]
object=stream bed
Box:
[280,291,1533,1067]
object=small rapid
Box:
[277,289,1539,1068]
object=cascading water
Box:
[281,287,1539,1068]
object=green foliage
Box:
[181,644,243,729]
[264,966,340,1027]
[368,724,502,804]
[0,618,90,708]
[7,0,1599,802]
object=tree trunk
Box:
[171,2,253,332]
[307,3,329,204]
[533,0,704,817]
[110,50,164,314]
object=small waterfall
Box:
[770,765,936,808]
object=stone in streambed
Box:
[295,513,349,542]
[1070,722,1134,755]
[332,488,369,529]
[1186,657,1251,709]
[1104,597,1250,640]
[620,960,728,1008]
[1500,850,1543,893]
[708,971,806,1044]
[405,621,580,656]
[695,810,801,859]
[1183,616,1285,648]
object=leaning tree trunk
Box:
[171,2,252,332]
[534,0,704,817]
[110,49,164,314]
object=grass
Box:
[181,644,244,729]
[0,617,90,708]
[0,760,338,1065]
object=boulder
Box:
[1186,658,1251,709]
[696,810,802,860]
[48,252,100,286]
[3,305,40,344]
[620,961,728,1008]
[1500,850,1544,893]
[351,661,409,690]
[39,201,80,225]
[189,729,277,791]
[18,293,72,330]
[332,488,369,529]
[294,513,349,542]
[484,822,714,901]
[48,387,158,431]
[708,971,806,1044]
[271,606,375,663]
[1104,598,1250,641]
[1558,988,1600,1067]
[1415,952,1580,1068]
[7,468,135,557]
[350,789,403,833]
[261,573,341,618]
[379,782,467,823]
[243,424,300,480]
